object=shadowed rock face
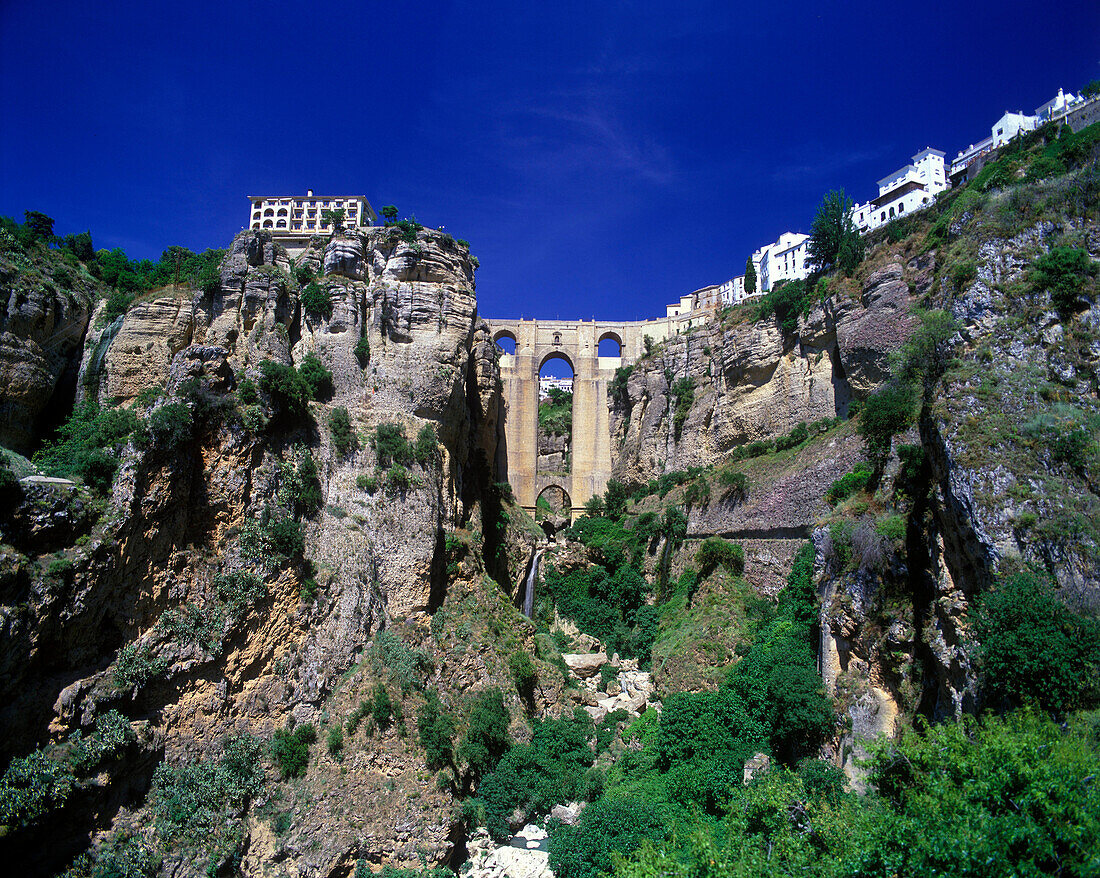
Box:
[0,254,97,452]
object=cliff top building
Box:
[247,190,379,256]
[851,147,947,232]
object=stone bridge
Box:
[486,317,675,520]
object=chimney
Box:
[307,189,313,197]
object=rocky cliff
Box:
[0,226,552,876]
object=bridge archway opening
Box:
[493,330,517,356]
[538,353,573,476]
[598,332,623,357]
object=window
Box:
[898,203,904,212]
[997,128,1004,136]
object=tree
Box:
[458,688,511,779]
[808,189,863,275]
[380,205,399,225]
[61,230,94,261]
[22,210,55,243]
[973,568,1100,714]
[320,208,345,232]
[1082,79,1100,99]
[744,256,757,295]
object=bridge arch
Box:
[493,328,517,355]
[538,349,574,374]
[598,331,623,357]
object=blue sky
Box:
[2,0,1098,330]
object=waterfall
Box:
[523,550,541,618]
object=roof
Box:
[871,179,927,208]
[877,164,915,189]
[912,147,945,161]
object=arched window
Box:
[494,331,517,355]
[276,219,287,228]
[263,208,275,217]
[277,208,288,217]
[898,203,904,213]
[263,220,274,228]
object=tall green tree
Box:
[23,211,55,243]
[744,257,757,295]
[808,189,863,275]
[380,205,399,225]
[320,208,345,232]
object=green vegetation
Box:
[610,365,633,406]
[539,387,573,437]
[826,461,873,505]
[369,629,433,694]
[973,567,1100,714]
[150,735,263,868]
[354,333,370,367]
[0,711,134,831]
[329,406,355,455]
[298,353,334,401]
[300,281,333,319]
[695,537,744,577]
[457,688,511,780]
[1030,245,1098,315]
[417,690,456,770]
[33,401,142,492]
[257,360,310,420]
[670,377,694,440]
[371,422,439,469]
[476,709,596,839]
[270,723,316,779]
[808,188,864,275]
[744,256,756,294]
[239,507,304,564]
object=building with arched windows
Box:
[849,147,947,233]
[246,190,379,256]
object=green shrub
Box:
[270,723,316,779]
[329,406,355,455]
[369,683,396,731]
[417,690,456,769]
[300,282,332,319]
[875,514,907,542]
[718,469,748,498]
[237,377,258,404]
[387,463,412,493]
[458,688,511,780]
[214,569,266,620]
[354,334,370,367]
[239,509,304,564]
[101,289,134,325]
[0,749,76,830]
[298,353,334,401]
[151,735,264,843]
[258,360,310,420]
[610,365,633,405]
[370,629,433,693]
[774,421,809,451]
[695,537,744,577]
[112,642,169,690]
[682,477,709,508]
[826,462,874,504]
[548,795,671,878]
[670,377,694,440]
[1031,246,1098,315]
[973,568,1100,714]
[147,401,193,446]
[356,472,379,493]
[413,424,438,466]
[859,382,918,460]
[509,651,536,694]
[373,422,410,466]
[33,402,142,492]
[326,726,344,759]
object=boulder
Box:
[562,652,608,678]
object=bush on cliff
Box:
[1031,245,1098,315]
[258,360,310,420]
[270,724,316,780]
[300,281,333,319]
[298,353,334,401]
[34,401,142,493]
[695,537,744,577]
[973,568,1100,714]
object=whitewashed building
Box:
[1035,87,1079,123]
[991,111,1038,148]
[758,232,811,291]
[247,191,378,256]
[539,376,573,400]
[850,147,948,232]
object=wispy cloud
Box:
[770,145,892,184]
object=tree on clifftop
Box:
[380,205,398,225]
[744,256,757,295]
[808,189,863,276]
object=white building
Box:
[851,147,948,232]
[991,111,1038,149]
[247,190,378,256]
[757,232,810,291]
[1035,87,1079,123]
[539,376,573,400]
[716,275,750,305]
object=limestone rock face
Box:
[0,253,95,451]
[611,257,924,486]
[99,294,195,402]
